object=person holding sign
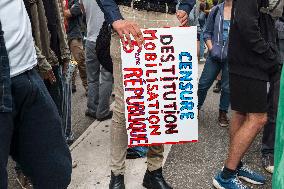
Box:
[97,0,195,189]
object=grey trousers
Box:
[85,40,113,119]
[110,5,180,176]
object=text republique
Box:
[123,29,195,146]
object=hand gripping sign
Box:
[121,27,198,147]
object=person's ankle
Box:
[219,109,228,113]
[221,166,237,180]
[237,161,243,169]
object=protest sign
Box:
[121,27,198,147]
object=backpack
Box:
[260,0,284,18]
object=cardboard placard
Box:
[121,27,198,147]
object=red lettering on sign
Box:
[143,30,158,41]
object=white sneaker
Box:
[199,57,206,62]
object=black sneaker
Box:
[72,85,77,93]
[218,110,229,127]
[97,111,113,122]
[109,171,125,189]
[85,110,96,119]
[262,154,274,174]
[213,80,221,93]
[66,132,75,145]
[143,168,172,189]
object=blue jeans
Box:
[44,66,73,139]
[62,76,73,139]
[0,69,72,189]
[198,56,230,112]
[130,147,148,158]
[44,65,63,117]
[85,40,113,119]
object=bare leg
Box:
[197,40,200,59]
[225,113,267,170]
[229,111,246,143]
[217,72,222,81]
[197,40,201,64]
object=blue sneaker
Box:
[237,166,265,185]
[213,172,250,189]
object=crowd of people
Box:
[0,0,283,189]
[0,0,113,188]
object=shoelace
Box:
[232,178,247,189]
[240,166,254,175]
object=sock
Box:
[237,161,243,169]
[221,166,237,180]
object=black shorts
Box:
[229,74,268,113]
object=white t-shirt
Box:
[0,0,37,77]
[81,0,105,42]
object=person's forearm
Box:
[178,0,196,14]
[80,1,85,15]
[35,45,52,73]
[203,7,215,44]
[96,0,123,25]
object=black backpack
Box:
[95,21,113,73]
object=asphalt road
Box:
[163,64,273,189]
[7,63,273,189]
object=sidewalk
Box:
[69,116,171,189]
[69,64,272,189]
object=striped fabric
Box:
[55,0,72,62]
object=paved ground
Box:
[7,78,94,189]
[163,64,273,188]
[69,63,273,189]
[7,64,273,189]
[69,109,172,189]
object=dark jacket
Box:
[228,0,280,81]
[204,3,225,45]
[41,0,71,63]
[276,12,284,64]
[66,0,83,40]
